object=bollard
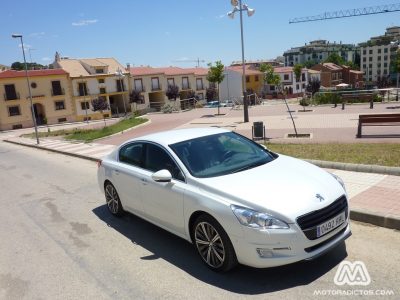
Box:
[341,102,345,110]
[370,100,374,109]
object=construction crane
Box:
[289,3,400,24]
[171,58,205,67]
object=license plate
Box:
[316,211,346,238]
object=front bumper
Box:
[230,219,351,268]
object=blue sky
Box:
[1,0,399,68]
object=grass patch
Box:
[266,143,400,167]
[22,117,147,142]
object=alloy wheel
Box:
[105,184,119,214]
[194,222,225,268]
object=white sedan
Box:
[97,128,351,272]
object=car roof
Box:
[126,127,230,146]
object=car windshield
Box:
[170,132,276,178]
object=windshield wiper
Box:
[231,160,267,174]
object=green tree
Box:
[206,61,225,114]
[166,84,180,100]
[293,64,303,98]
[91,97,109,127]
[324,52,345,65]
[11,61,46,70]
[260,63,280,97]
[303,60,317,69]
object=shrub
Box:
[299,98,310,107]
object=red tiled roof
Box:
[185,67,208,76]
[0,69,68,79]
[228,65,263,75]
[274,67,293,73]
[322,63,342,71]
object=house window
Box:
[377,63,381,68]
[182,77,189,90]
[134,79,144,92]
[363,57,366,62]
[4,84,18,100]
[196,78,204,90]
[255,75,259,82]
[296,84,299,90]
[151,77,160,90]
[301,73,306,81]
[100,87,106,94]
[78,82,88,96]
[51,81,63,96]
[369,57,372,62]
[284,74,289,80]
[246,76,250,83]
[384,55,388,61]
[95,68,104,74]
[369,70,372,75]
[363,64,366,69]
[363,50,366,55]
[116,79,125,92]
[98,78,105,84]
[81,101,90,110]
[270,86,275,91]
[384,63,388,67]
[55,100,65,110]
[8,105,20,116]
[378,49,382,54]
[302,83,306,89]
[384,48,388,53]
[378,56,381,61]
[383,69,387,75]
[369,49,373,54]
[167,78,175,87]
[369,64,372,68]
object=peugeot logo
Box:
[316,194,325,202]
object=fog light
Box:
[256,248,274,258]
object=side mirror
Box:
[151,169,172,182]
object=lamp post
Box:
[115,68,127,116]
[227,0,255,123]
[12,34,39,144]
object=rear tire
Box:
[104,182,123,217]
[192,214,238,272]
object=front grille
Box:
[297,195,348,240]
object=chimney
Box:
[126,63,130,70]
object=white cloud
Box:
[216,14,225,19]
[72,19,98,26]
[30,32,45,38]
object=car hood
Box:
[194,155,345,223]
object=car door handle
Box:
[141,178,148,184]
[114,170,120,175]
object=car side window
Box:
[119,143,144,167]
[144,143,184,181]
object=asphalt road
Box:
[0,142,399,300]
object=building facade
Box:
[311,63,344,88]
[129,66,209,111]
[264,67,309,96]
[53,54,129,121]
[283,40,359,67]
[359,26,400,84]
[0,69,74,130]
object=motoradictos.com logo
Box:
[313,261,395,297]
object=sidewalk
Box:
[4,136,400,231]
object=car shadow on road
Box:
[92,205,348,295]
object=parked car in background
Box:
[204,101,220,108]
[97,128,350,272]
[220,100,234,107]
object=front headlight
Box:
[230,205,289,229]
[330,173,346,191]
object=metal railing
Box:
[149,101,163,111]
[4,92,20,101]
[51,88,65,96]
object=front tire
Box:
[104,182,123,217]
[192,214,238,272]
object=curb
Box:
[305,159,400,176]
[4,139,99,162]
[350,208,400,230]
[3,138,400,231]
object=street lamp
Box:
[12,34,39,144]
[115,68,127,115]
[227,0,255,123]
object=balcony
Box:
[4,92,20,101]
[51,88,65,96]
[181,84,191,90]
[151,83,162,91]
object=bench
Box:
[357,113,400,138]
